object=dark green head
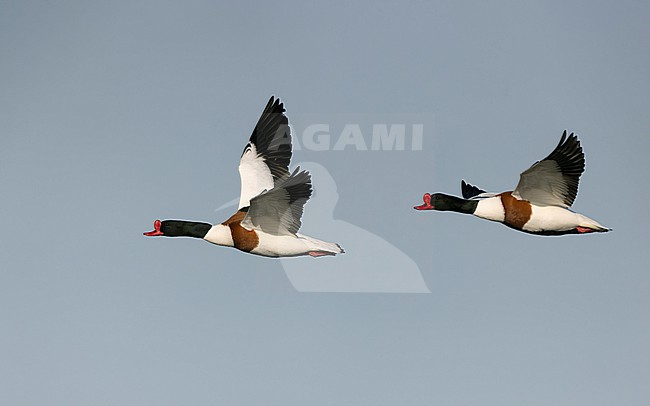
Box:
[413,193,478,214]
[143,219,212,238]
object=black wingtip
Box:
[289,166,312,185]
[264,96,285,114]
[246,96,293,179]
[547,131,584,173]
[558,130,579,146]
[541,130,585,207]
[461,180,486,199]
[277,167,313,204]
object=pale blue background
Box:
[1,1,649,405]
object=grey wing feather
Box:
[512,131,585,207]
[241,168,312,236]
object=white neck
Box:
[473,196,505,222]
[203,224,234,247]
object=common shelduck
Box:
[144,97,344,257]
[414,131,610,236]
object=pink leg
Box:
[308,251,335,257]
[576,226,595,233]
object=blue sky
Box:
[1,1,649,405]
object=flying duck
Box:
[144,97,344,257]
[414,131,610,235]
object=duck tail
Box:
[577,214,611,233]
[297,234,345,256]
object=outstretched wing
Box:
[238,96,293,209]
[512,131,585,207]
[241,168,312,236]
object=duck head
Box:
[413,193,455,210]
[414,193,478,214]
[414,193,434,210]
[144,219,211,238]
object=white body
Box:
[525,205,608,233]
[203,225,342,257]
[474,196,609,233]
[253,232,342,257]
[204,225,233,246]
[474,196,505,222]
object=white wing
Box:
[238,96,293,209]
